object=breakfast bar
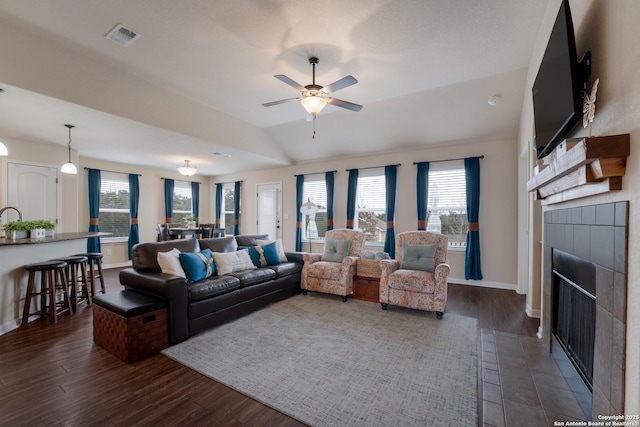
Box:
[0,232,106,335]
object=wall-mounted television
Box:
[532,0,591,160]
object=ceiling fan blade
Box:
[274,74,305,91]
[323,75,358,94]
[262,98,299,107]
[326,97,363,112]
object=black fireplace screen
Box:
[552,250,596,390]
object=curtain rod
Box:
[161,177,202,184]
[214,180,244,185]
[413,155,484,165]
[346,163,401,172]
[294,170,337,177]
[83,167,141,176]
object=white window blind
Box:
[427,163,468,247]
[99,172,130,238]
[302,178,327,239]
[356,172,386,243]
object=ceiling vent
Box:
[105,24,141,47]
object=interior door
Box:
[4,161,59,227]
[256,182,282,241]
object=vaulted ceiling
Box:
[0,0,549,175]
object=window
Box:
[99,172,129,239]
[173,181,192,225]
[427,162,468,247]
[355,172,386,243]
[302,178,327,240]
[222,184,235,235]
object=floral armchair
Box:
[301,229,365,301]
[379,231,451,319]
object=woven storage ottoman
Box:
[356,259,382,278]
[92,290,168,363]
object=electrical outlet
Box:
[106,249,112,256]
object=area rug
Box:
[162,294,479,427]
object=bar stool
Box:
[76,252,106,301]
[22,260,71,325]
[53,255,89,312]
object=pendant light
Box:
[61,124,78,175]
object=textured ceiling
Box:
[0,0,549,175]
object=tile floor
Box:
[481,329,592,427]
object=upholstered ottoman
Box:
[92,290,168,363]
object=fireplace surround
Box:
[542,201,627,418]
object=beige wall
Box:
[213,137,519,287]
[518,0,640,413]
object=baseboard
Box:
[448,277,517,291]
[526,304,541,319]
[103,261,132,269]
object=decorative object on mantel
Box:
[61,124,78,175]
[583,78,599,137]
[177,160,197,177]
[527,133,630,205]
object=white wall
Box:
[214,137,519,287]
[518,0,640,413]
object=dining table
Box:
[167,227,200,239]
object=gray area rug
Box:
[162,294,479,427]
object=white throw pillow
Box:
[157,248,186,278]
[213,250,256,275]
[257,238,288,262]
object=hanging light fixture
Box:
[60,124,78,175]
[300,92,327,116]
[177,160,197,177]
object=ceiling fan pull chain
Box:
[312,119,316,139]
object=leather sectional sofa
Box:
[119,235,302,344]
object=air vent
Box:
[105,23,141,47]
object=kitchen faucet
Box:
[0,206,24,222]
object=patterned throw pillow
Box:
[256,239,288,262]
[240,242,282,267]
[179,249,215,283]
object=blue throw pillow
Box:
[179,249,215,283]
[260,241,281,266]
[321,238,352,263]
[239,245,265,267]
[400,243,437,273]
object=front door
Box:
[256,182,282,241]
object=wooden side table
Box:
[353,275,380,303]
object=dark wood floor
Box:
[0,268,539,426]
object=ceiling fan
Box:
[262,57,363,121]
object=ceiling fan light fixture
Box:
[177,160,197,177]
[300,95,327,115]
[61,124,78,175]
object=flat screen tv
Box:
[532,0,590,159]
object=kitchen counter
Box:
[0,231,111,335]
[0,231,108,246]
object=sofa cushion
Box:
[401,243,437,273]
[306,261,343,281]
[269,262,302,278]
[235,234,269,247]
[133,239,199,271]
[321,238,352,263]
[199,236,238,253]
[188,276,241,301]
[227,268,277,287]
[213,250,256,275]
[157,248,186,278]
[179,249,215,283]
